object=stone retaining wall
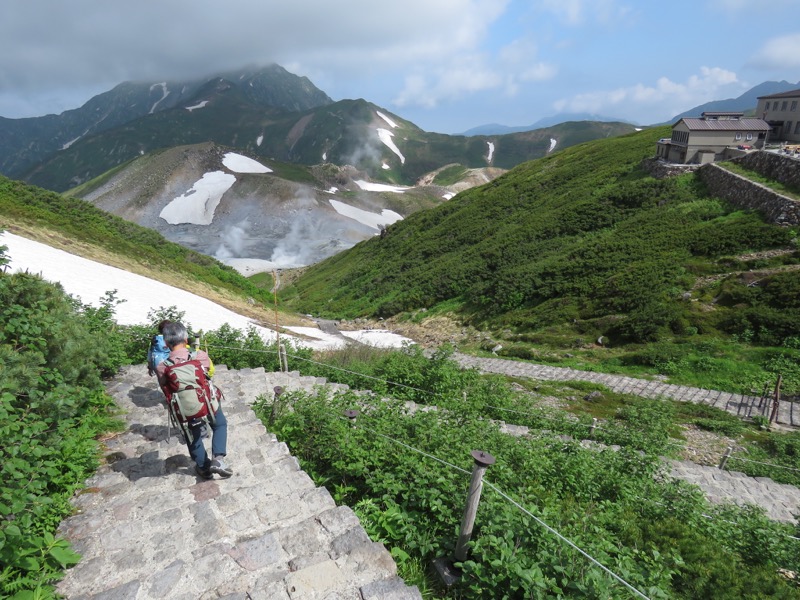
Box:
[732,150,800,189]
[697,162,800,226]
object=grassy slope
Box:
[0,175,310,327]
[284,127,800,388]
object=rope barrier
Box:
[358,423,651,600]
[634,495,800,542]
[726,455,800,473]
[205,342,795,480]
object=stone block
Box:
[285,559,347,598]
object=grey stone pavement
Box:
[457,353,800,523]
[56,365,422,600]
[454,353,800,427]
[56,354,800,599]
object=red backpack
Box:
[161,355,221,422]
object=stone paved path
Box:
[459,353,800,523]
[56,365,421,600]
[454,353,800,427]
[56,356,800,600]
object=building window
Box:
[767,101,772,110]
[795,122,800,134]
[746,133,753,140]
[792,101,798,111]
[735,133,742,140]
[787,122,793,134]
[782,101,788,111]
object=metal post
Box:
[718,446,733,470]
[454,450,495,563]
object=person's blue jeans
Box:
[187,407,227,469]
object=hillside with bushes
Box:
[284,126,800,395]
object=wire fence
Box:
[358,422,652,600]
[200,341,800,595]
[205,341,800,479]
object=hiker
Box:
[146,320,172,376]
[156,321,233,479]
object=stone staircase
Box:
[56,365,421,600]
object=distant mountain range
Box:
[462,113,635,136]
[665,80,800,123]
[461,80,800,136]
[0,64,637,193]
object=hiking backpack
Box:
[161,354,221,423]
[147,334,171,376]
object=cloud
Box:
[394,36,557,109]
[0,0,509,116]
[537,0,633,26]
[554,66,741,122]
[748,33,800,70]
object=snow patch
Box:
[382,162,390,170]
[354,180,409,193]
[548,138,557,153]
[222,152,272,173]
[326,187,338,194]
[486,141,495,162]
[149,82,169,114]
[377,128,405,164]
[185,100,209,112]
[341,329,411,348]
[376,110,398,128]
[257,134,264,146]
[322,152,327,161]
[159,171,236,225]
[442,192,456,200]
[329,199,403,229]
[1,232,413,351]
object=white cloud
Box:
[749,33,800,70]
[538,0,633,25]
[395,36,557,109]
[554,66,741,122]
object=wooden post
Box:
[279,343,288,373]
[454,450,495,563]
[269,386,284,426]
[273,269,281,353]
[718,446,733,470]
[344,409,359,427]
[769,374,782,424]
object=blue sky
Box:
[1,0,799,134]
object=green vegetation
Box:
[432,165,469,186]
[718,161,800,199]
[284,127,800,396]
[254,345,800,599]
[0,175,275,307]
[0,264,125,598]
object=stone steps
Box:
[56,364,420,600]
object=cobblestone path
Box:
[56,365,421,600]
[454,353,799,427]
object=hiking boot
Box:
[195,465,213,479]
[210,457,233,478]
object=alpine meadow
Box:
[284,125,800,397]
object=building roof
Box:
[757,88,800,100]
[679,117,770,131]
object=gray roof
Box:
[680,117,770,131]
[757,88,800,100]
